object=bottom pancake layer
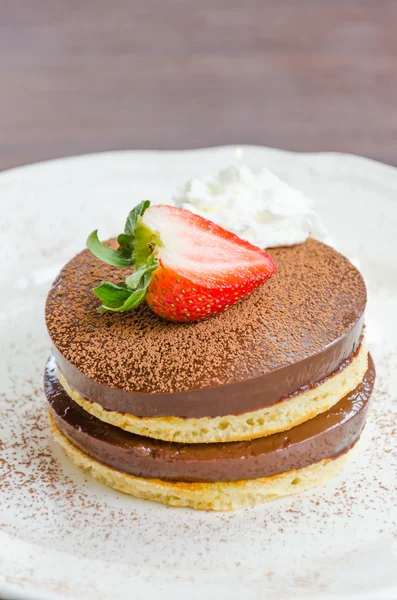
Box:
[49,412,352,511]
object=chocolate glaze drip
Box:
[45,355,375,483]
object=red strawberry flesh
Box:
[141,205,276,288]
[140,205,276,321]
[87,201,277,322]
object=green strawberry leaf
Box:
[124,200,150,236]
[125,252,158,289]
[93,254,158,313]
[87,201,157,313]
[94,278,150,312]
[117,233,135,260]
[97,286,148,313]
[92,281,133,308]
[86,230,134,268]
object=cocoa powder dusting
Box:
[45,239,366,394]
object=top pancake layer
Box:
[46,238,366,396]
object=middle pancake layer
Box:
[56,341,367,443]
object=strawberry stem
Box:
[87,201,159,313]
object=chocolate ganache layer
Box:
[45,355,375,483]
[46,239,366,418]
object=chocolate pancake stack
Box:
[45,238,375,510]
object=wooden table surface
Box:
[1,0,397,171]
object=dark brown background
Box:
[1,0,396,171]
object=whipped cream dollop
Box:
[173,165,332,248]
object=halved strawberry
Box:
[87,201,276,322]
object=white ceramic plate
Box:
[0,147,396,600]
